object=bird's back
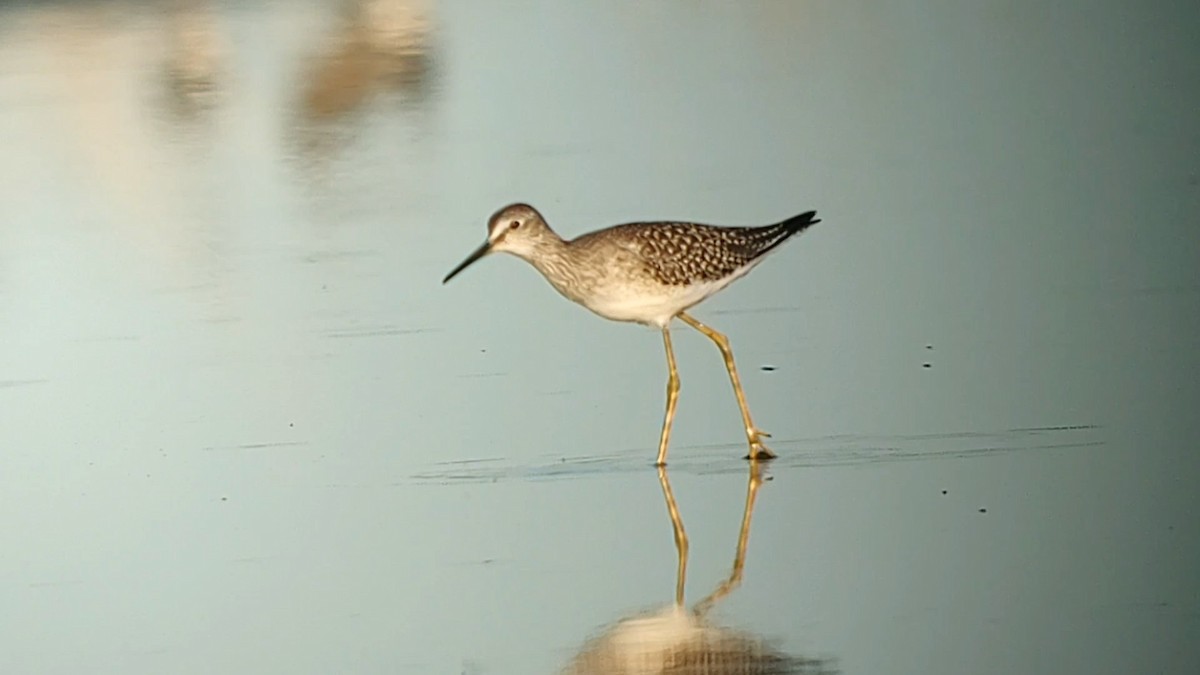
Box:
[569,211,820,288]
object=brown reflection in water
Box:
[561,464,836,675]
[159,0,224,123]
[297,0,433,119]
[290,0,435,168]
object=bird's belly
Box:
[581,291,680,326]
[576,274,744,327]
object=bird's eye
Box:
[510,220,521,229]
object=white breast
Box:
[578,261,762,328]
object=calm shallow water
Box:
[1,1,1198,673]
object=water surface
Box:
[1,1,1197,673]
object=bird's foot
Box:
[744,428,776,461]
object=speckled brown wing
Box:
[588,211,820,287]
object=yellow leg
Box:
[656,464,689,607]
[694,461,765,616]
[677,312,775,460]
[655,325,681,466]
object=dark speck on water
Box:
[978,508,987,513]
[761,365,777,371]
[941,489,948,495]
[923,363,932,368]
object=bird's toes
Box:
[757,444,777,458]
[747,427,772,441]
[744,447,777,461]
[746,434,776,461]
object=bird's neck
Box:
[515,230,566,264]
[520,234,586,298]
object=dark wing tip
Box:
[738,209,821,263]
[781,210,820,233]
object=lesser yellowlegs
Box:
[443,203,820,465]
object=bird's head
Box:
[443,203,555,283]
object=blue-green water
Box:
[1,1,1197,673]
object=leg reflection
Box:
[693,460,765,616]
[656,464,689,608]
[657,461,765,613]
[561,463,835,674]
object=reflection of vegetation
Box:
[300,0,434,121]
[160,0,223,123]
[561,464,837,674]
[289,0,436,169]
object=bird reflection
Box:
[561,464,836,674]
[298,0,433,121]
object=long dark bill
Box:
[442,240,492,284]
